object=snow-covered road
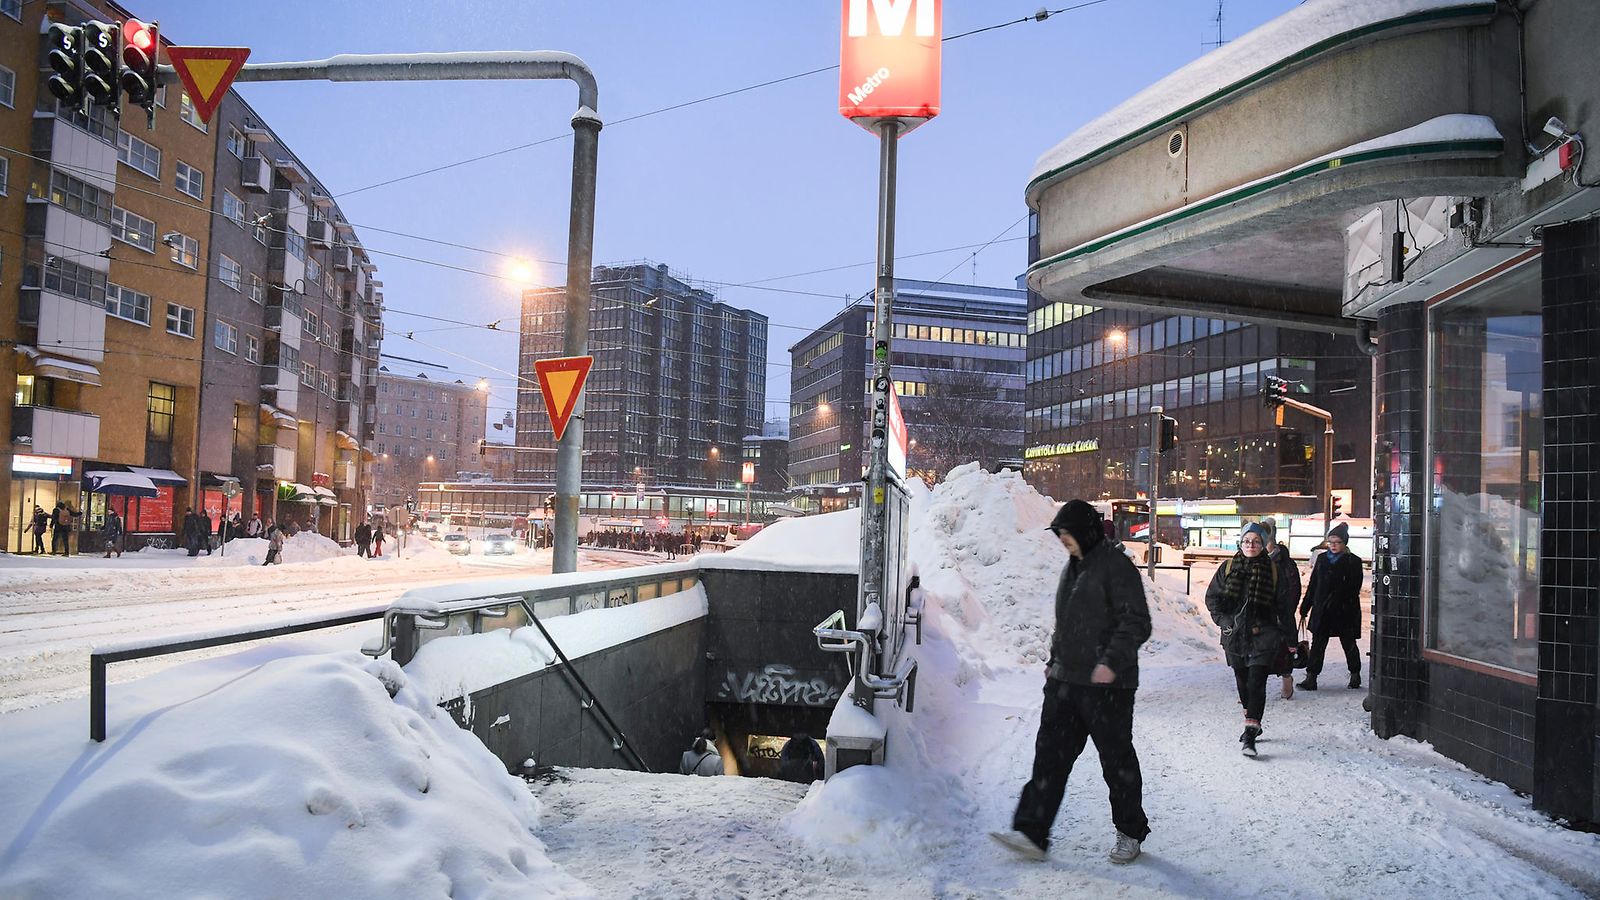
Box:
[0,543,651,714]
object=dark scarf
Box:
[1222,551,1277,624]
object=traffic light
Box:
[81,21,119,113]
[45,23,84,109]
[1331,494,1344,518]
[476,438,486,457]
[1262,375,1289,407]
[1159,415,1178,452]
[121,19,159,128]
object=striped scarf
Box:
[1223,552,1278,626]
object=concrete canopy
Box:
[1024,0,1521,329]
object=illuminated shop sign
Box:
[1024,439,1100,460]
[12,454,73,476]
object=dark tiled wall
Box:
[1535,219,1600,822]
[1427,663,1535,792]
[1371,302,1429,739]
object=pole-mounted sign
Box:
[839,0,942,132]
[166,46,250,124]
[534,355,593,443]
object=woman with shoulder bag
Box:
[1204,523,1300,757]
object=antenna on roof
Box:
[1204,0,1226,48]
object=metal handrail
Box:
[864,655,919,713]
[90,605,387,741]
[813,609,870,655]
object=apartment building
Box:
[199,89,384,539]
[369,369,487,509]
[0,0,386,549]
[516,262,768,489]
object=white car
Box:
[443,533,472,555]
[484,534,516,556]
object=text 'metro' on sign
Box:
[839,0,942,130]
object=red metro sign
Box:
[839,0,942,130]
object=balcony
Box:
[12,405,100,458]
[256,443,296,477]
[241,155,271,192]
[331,244,353,271]
[307,219,332,249]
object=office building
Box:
[788,279,1025,499]
[516,262,768,489]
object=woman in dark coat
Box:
[777,732,824,783]
[1298,522,1365,691]
[1205,522,1299,757]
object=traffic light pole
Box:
[1269,393,1338,530]
[1148,405,1162,581]
[165,51,603,573]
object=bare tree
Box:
[904,369,1021,482]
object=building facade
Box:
[1022,291,1375,533]
[199,89,384,539]
[1023,0,1600,821]
[741,433,789,494]
[788,279,1025,497]
[370,369,487,509]
[0,0,386,550]
[516,262,768,489]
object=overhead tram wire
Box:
[330,1,1118,199]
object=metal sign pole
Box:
[858,118,902,712]
[1148,405,1162,580]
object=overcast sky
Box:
[133,0,1298,432]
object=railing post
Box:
[90,654,106,742]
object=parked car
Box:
[443,532,472,556]
[484,534,516,556]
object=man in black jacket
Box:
[1298,522,1365,690]
[993,499,1153,865]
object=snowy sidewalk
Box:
[533,660,1599,898]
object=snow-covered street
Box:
[0,536,648,714]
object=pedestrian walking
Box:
[1298,522,1365,691]
[371,526,385,558]
[181,508,200,557]
[30,505,48,554]
[777,733,824,784]
[262,524,284,565]
[247,513,263,538]
[1260,520,1302,700]
[678,730,723,777]
[101,507,124,558]
[992,499,1152,865]
[1204,523,1299,758]
[201,509,214,555]
[354,521,372,558]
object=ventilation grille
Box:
[1167,130,1185,158]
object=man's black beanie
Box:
[1047,499,1104,551]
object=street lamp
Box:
[506,259,536,285]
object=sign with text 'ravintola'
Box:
[839,0,942,128]
[534,355,593,443]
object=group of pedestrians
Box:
[351,520,387,558]
[991,498,1365,867]
[27,502,79,555]
[676,730,825,783]
[584,528,710,556]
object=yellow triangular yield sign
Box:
[534,356,594,443]
[165,46,251,124]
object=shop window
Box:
[1427,262,1540,674]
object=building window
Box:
[165,302,195,337]
[252,216,268,245]
[147,382,175,441]
[175,160,204,200]
[0,0,19,22]
[0,65,14,108]
[1426,262,1540,675]
[301,361,315,387]
[245,334,260,363]
[116,131,161,179]
[110,206,156,252]
[248,273,264,305]
[304,311,319,342]
[179,92,207,131]
[214,321,238,354]
[42,257,106,306]
[285,229,306,261]
[0,157,7,196]
[306,255,322,284]
[222,191,246,228]
[226,126,247,159]
[217,255,243,291]
[106,283,151,325]
[168,232,199,269]
[46,169,112,224]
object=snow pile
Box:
[1029,0,1494,185]
[0,648,586,898]
[404,587,709,706]
[719,507,859,572]
[280,530,348,564]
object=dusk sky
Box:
[132,0,1299,433]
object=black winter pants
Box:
[1232,663,1270,721]
[1013,679,1149,848]
[1307,632,1361,679]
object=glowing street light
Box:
[1107,329,1126,346]
[476,379,489,392]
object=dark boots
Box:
[1297,677,1317,691]
[1349,672,1362,690]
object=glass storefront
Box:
[1426,261,1541,674]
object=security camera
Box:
[161,232,181,247]
[1543,116,1573,140]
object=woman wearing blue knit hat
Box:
[1204,522,1300,757]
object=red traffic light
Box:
[123,19,154,52]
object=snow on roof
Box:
[1028,0,1496,190]
[1038,114,1501,263]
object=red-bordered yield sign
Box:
[165,46,250,124]
[534,355,594,443]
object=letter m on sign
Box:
[847,0,935,36]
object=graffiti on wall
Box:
[715,663,842,707]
